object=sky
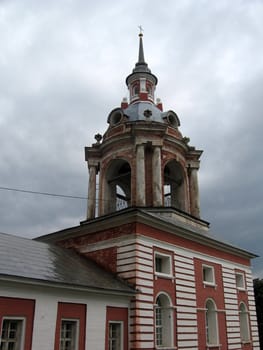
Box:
[0,0,263,277]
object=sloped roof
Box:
[38,207,257,260]
[0,232,135,295]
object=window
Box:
[60,320,78,350]
[132,84,139,97]
[203,265,215,285]
[155,253,172,276]
[205,299,219,346]
[236,272,245,290]
[239,303,250,343]
[164,184,171,206]
[109,322,122,350]
[155,294,173,348]
[0,319,24,350]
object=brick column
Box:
[188,167,200,218]
[152,146,162,206]
[136,144,146,206]
[87,164,97,219]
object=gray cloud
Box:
[0,0,262,276]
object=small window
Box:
[203,265,215,285]
[132,84,139,96]
[239,302,250,342]
[60,320,78,350]
[109,322,122,350]
[0,319,24,350]
[155,253,172,276]
[236,272,245,290]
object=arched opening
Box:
[239,302,250,342]
[205,299,219,346]
[155,293,173,348]
[164,160,186,211]
[104,159,131,214]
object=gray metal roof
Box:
[0,232,135,294]
[124,101,164,123]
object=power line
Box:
[0,186,87,200]
[0,186,129,204]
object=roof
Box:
[38,207,258,261]
[124,101,164,123]
[0,232,135,295]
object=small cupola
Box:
[126,32,158,104]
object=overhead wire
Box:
[0,186,87,200]
[0,186,124,203]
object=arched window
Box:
[155,294,173,348]
[104,160,131,214]
[205,299,219,346]
[164,160,186,211]
[132,84,139,97]
[239,302,250,342]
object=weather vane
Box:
[138,25,144,35]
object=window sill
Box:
[206,344,222,349]
[203,282,217,288]
[155,273,174,280]
[156,347,177,350]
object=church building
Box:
[0,33,260,350]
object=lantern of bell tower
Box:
[85,33,202,220]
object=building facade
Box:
[0,33,260,350]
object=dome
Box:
[124,101,164,123]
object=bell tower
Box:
[85,33,202,220]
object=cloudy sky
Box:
[1,0,263,277]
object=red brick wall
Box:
[85,247,117,273]
[0,297,35,350]
[54,302,86,350]
[105,306,128,350]
[194,258,227,350]
[136,223,251,266]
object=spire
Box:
[138,30,145,64]
[133,30,151,74]
[126,30,158,89]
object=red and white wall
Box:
[0,281,130,350]
[78,224,260,350]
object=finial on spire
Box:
[138,25,144,37]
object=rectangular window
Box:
[155,253,172,276]
[202,265,215,285]
[236,272,245,290]
[155,307,163,346]
[60,320,78,350]
[0,319,24,350]
[109,322,122,350]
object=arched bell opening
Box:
[103,159,131,214]
[163,160,186,211]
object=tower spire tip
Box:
[138,25,143,37]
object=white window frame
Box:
[235,272,246,290]
[60,318,79,350]
[202,264,215,286]
[108,321,123,350]
[239,302,251,343]
[154,252,172,277]
[205,299,219,347]
[0,317,25,350]
[155,293,174,349]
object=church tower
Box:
[85,32,202,220]
[40,32,259,350]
